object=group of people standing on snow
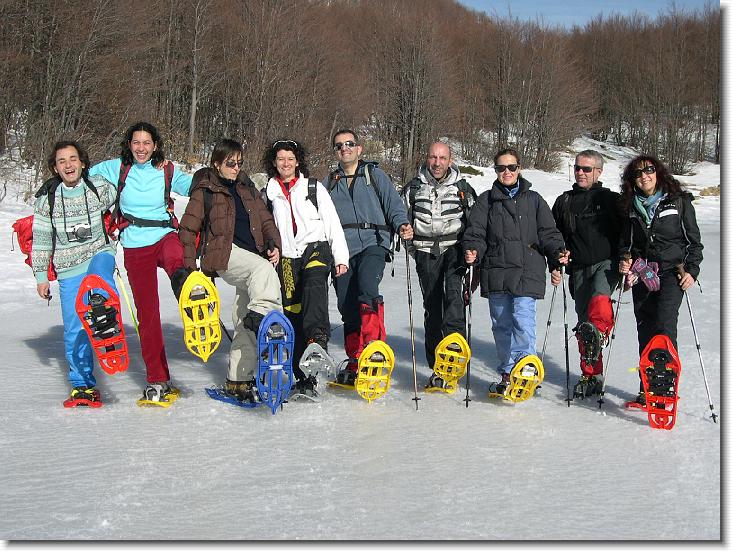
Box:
[30,121,703,409]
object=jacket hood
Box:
[417,163,462,187]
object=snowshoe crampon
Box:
[178,271,221,362]
[425,333,471,394]
[63,387,102,408]
[573,375,603,399]
[489,354,544,403]
[136,384,180,408]
[205,386,260,409]
[75,274,128,375]
[257,311,294,415]
[299,342,335,380]
[355,340,395,402]
[638,335,681,430]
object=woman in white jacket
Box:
[264,139,348,392]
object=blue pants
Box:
[58,252,117,388]
[488,292,537,374]
[334,245,387,336]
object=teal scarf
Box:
[633,190,664,226]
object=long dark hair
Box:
[263,139,309,179]
[47,140,90,177]
[620,155,683,213]
[120,121,165,166]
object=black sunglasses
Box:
[632,166,656,178]
[574,165,595,173]
[334,140,358,151]
[495,164,519,173]
[224,159,244,168]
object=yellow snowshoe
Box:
[178,271,221,362]
[425,333,471,394]
[354,340,395,402]
[503,354,544,403]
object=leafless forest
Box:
[0,0,720,191]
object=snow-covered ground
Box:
[0,138,721,541]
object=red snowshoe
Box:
[637,335,682,430]
[75,274,129,375]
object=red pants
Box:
[123,232,185,383]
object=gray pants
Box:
[569,259,620,322]
[219,245,282,381]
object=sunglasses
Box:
[632,165,656,178]
[494,164,519,173]
[574,165,595,173]
[224,159,244,168]
[334,140,358,151]
[272,140,298,149]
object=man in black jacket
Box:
[551,149,620,398]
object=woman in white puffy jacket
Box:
[263,139,348,390]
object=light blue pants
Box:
[58,252,117,388]
[488,292,537,374]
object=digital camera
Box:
[66,223,92,242]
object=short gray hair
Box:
[576,149,604,169]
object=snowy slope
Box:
[0,140,720,541]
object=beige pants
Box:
[219,245,282,381]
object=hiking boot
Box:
[490,372,511,395]
[307,330,329,351]
[632,391,646,407]
[336,367,357,386]
[63,387,101,407]
[427,372,447,389]
[224,379,259,403]
[142,382,178,403]
[294,374,318,396]
[573,375,603,399]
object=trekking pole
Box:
[677,265,717,423]
[404,241,420,410]
[540,285,557,363]
[560,268,571,407]
[598,253,632,409]
[464,265,474,408]
[115,267,139,336]
[220,320,233,342]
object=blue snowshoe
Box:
[257,310,295,415]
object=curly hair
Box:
[619,155,683,214]
[120,121,165,166]
[263,139,309,179]
[47,140,90,177]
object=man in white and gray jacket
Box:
[403,141,477,386]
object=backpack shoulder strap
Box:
[364,162,387,217]
[163,162,174,203]
[307,177,318,211]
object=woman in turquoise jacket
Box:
[90,121,192,405]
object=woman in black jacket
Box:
[463,148,568,394]
[618,155,703,400]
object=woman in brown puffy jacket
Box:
[179,139,282,403]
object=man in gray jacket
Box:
[404,142,477,387]
[323,129,413,384]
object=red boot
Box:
[577,295,614,376]
[344,331,362,373]
[360,301,386,345]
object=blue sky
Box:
[458,0,718,28]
